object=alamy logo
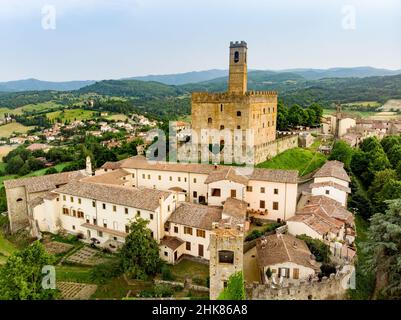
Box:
[42,265,56,290]
[41,5,56,30]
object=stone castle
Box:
[190,41,278,164]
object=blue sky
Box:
[0,0,400,81]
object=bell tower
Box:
[228,41,248,94]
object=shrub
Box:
[296,234,330,263]
[45,167,58,175]
[319,263,337,279]
[90,259,123,284]
[161,264,175,281]
[192,277,205,286]
[138,284,174,298]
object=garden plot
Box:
[43,241,74,255]
[66,246,108,266]
[57,282,97,300]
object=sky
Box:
[0,0,400,81]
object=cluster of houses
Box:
[4,152,355,293]
[322,109,401,147]
[255,160,355,285]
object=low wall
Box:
[154,279,210,293]
[246,266,354,300]
[255,135,298,164]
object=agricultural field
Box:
[46,109,97,122]
[0,122,34,138]
[0,101,64,118]
[0,145,17,160]
[106,114,128,121]
[257,147,327,176]
[341,101,381,108]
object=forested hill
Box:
[78,80,187,98]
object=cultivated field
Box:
[381,99,401,112]
[0,122,33,138]
[47,109,96,122]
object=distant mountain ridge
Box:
[1,67,400,92]
[0,78,96,92]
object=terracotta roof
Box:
[82,169,131,186]
[28,196,44,208]
[26,143,50,151]
[222,198,247,225]
[81,223,127,238]
[310,181,351,193]
[101,156,298,184]
[250,168,298,184]
[4,171,85,193]
[168,202,222,230]
[256,233,319,270]
[205,167,249,185]
[313,161,351,182]
[288,195,354,235]
[55,181,170,211]
[160,236,184,250]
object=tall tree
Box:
[119,217,162,280]
[362,199,401,299]
[0,241,58,300]
[329,140,354,170]
[217,272,246,300]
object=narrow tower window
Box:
[234,51,240,63]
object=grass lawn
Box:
[257,147,327,176]
[55,265,94,283]
[0,122,34,138]
[167,259,209,285]
[92,276,153,300]
[47,109,96,122]
[0,232,17,264]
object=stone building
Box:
[191,41,278,164]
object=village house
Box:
[256,233,319,284]
[26,143,51,153]
[9,137,26,144]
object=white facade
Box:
[311,185,347,207]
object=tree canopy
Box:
[217,271,246,300]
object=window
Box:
[103,221,107,228]
[263,108,266,114]
[184,226,193,235]
[169,176,172,181]
[193,191,198,198]
[220,125,224,130]
[220,104,223,112]
[132,173,135,178]
[150,231,154,238]
[150,213,154,220]
[273,202,279,210]
[186,242,191,251]
[63,195,66,201]
[125,208,128,214]
[274,188,279,195]
[102,203,106,210]
[246,186,253,192]
[77,211,84,219]
[325,190,330,195]
[97,231,103,237]
[260,187,265,193]
[184,177,187,182]
[237,111,241,116]
[293,268,299,279]
[147,174,151,179]
[56,198,59,202]
[142,174,145,179]
[211,188,221,197]
[72,225,75,230]
[92,201,96,207]
[125,225,130,233]
[70,197,74,203]
[62,208,69,215]
[260,200,266,209]
[178,177,181,182]
[193,178,197,183]
[93,218,97,225]
[72,210,76,217]
[78,198,81,204]
[218,250,234,264]
[234,51,239,63]
[164,252,168,257]
[196,229,205,238]
[278,267,290,278]
[231,189,237,198]
[167,205,170,212]
[208,117,212,124]
[137,210,141,217]
[174,226,178,233]
[158,175,161,180]
[113,205,116,212]
[237,125,241,129]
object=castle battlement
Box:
[230,40,247,48]
[191,90,277,103]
